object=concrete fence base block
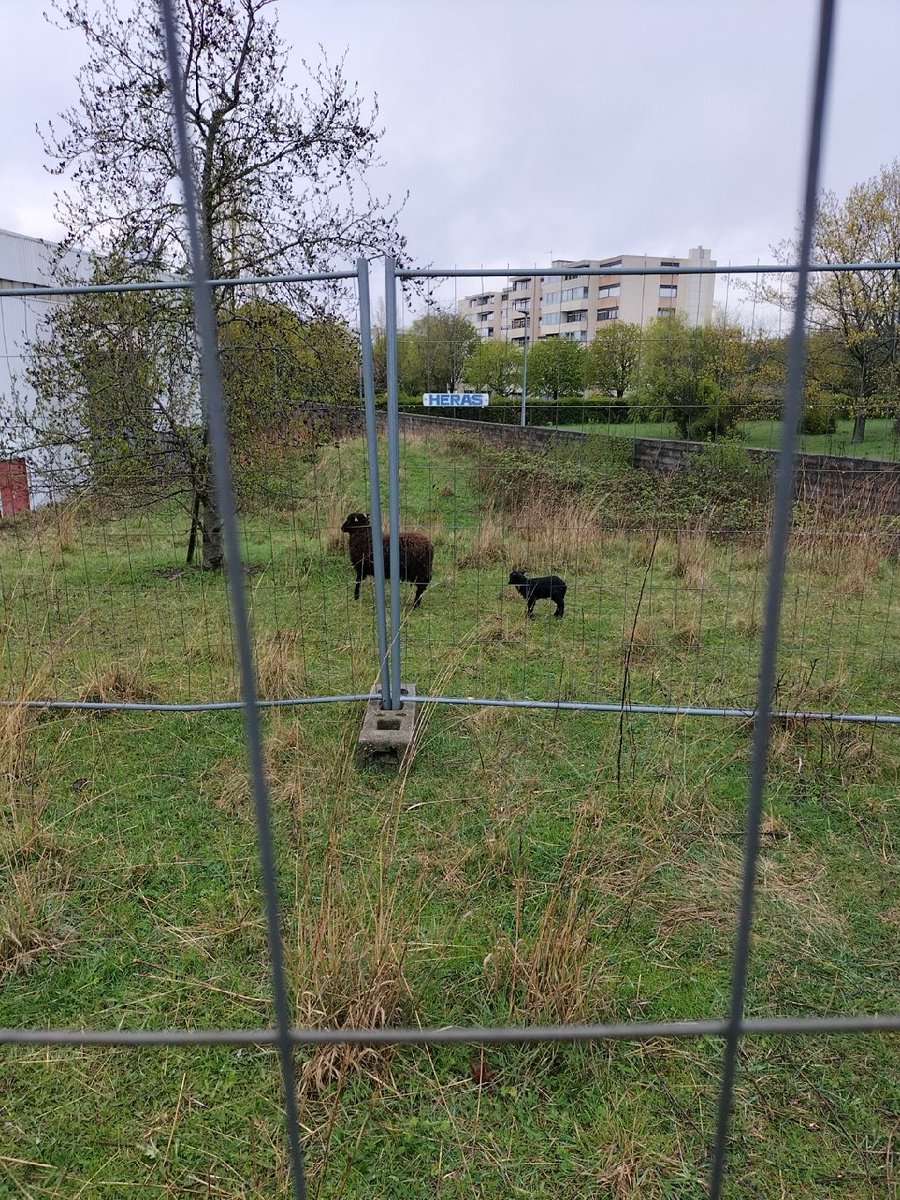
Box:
[356,683,418,768]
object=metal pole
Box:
[156,4,306,1198]
[519,306,529,426]
[356,258,391,707]
[707,0,835,1195]
[383,256,403,711]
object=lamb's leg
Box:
[526,597,536,618]
[354,567,362,600]
[554,597,565,618]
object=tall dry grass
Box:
[0,689,71,976]
[483,818,608,1026]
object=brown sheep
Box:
[340,512,433,608]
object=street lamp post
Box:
[519,306,529,427]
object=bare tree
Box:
[38,0,406,565]
[756,161,900,445]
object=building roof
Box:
[0,227,84,287]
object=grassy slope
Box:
[576,417,900,461]
[1,430,899,1198]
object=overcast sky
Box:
[1,0,899,316]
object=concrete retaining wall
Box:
[293,404,900,515]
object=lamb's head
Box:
[507,570,528,587]
[341,512,372,535]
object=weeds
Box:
[0,430,898,1196]
[0,695,71,977]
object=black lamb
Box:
[340,512,434,608]
[508,569,567,618]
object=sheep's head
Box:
[341,512,372,534]
[508,570,528,586]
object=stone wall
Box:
[626,436,899,514]
[293,404,899,515]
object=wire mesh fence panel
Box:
[369,366,899,721]
[3,1,900,1198]
[0,278,398,707]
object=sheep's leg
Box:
[554,597,565,618]
[354,568,362,601]
[526,597,536,618]
[412,581,428,609]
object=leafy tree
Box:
[389,311,479,395]
[34,0,405,567]
[640,314,742,440]
[220,299,358,441]
[526,338,585,402]
[585,321,641,421]
[464,339,522,397]
[19,257,202,515]
[586,322,641,398]
[766,160,900,444]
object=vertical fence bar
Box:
[356,258,391,706]
[706,1,836,1196]
[519,307,529,426]
[157,5,306,1197]
[384,255,403,710]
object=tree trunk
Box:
[186,489,201,565]
[851,412,866,444]
[202,485,224,571]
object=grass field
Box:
[1,429,899,1197]
[571,417,900,461]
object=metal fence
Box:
[2,0,899,1196]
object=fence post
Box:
[157,3,307,1197]
[356,258,391,708]
[707,0,836,1195]
[384,255,403,711]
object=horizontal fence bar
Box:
[4,693,898,724]
[4,261,900,301]
[0,269,357,301]
[398,261,900,279]
[2,1013,899,1049]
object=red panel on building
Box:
[0,457,30,517]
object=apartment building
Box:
[459,246,716,347]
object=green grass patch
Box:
[578,417,900,460]
[1,428,898,1196]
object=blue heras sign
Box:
[423,392,489,407]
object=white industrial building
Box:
[0,227,84,504]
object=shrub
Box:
[799,401,837,435]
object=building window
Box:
[513,298,530,312]
[597,307,619,321]
[543,290,560,305]
[657,307,673,317]
[513,279,531,292]
[598,283,621,299]
[561,329,587,342]
[561,286,589,302]
[599,259,622,270]
[659,260,680,268]
[540,311,561,325]
[564,309,587,323]
[659,284,678,297]
[512,317,527,329]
